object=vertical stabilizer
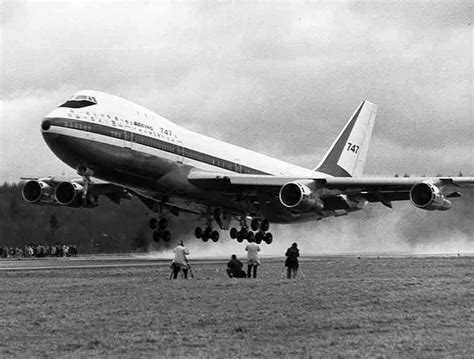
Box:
[314,101,377,177]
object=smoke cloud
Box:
[145,189,474,258]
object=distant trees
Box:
[0,183,153,253]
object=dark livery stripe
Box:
[315,102,365,177]
[45,117,269,175]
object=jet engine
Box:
[409,182,452,211]
[54,181,97,208]
[279,181,324,212]
[22,180,54,204]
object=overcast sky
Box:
[1,1,472,183]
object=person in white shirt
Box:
[245,242,261,278]
[172,241,190,279]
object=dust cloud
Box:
[146,190,473,258]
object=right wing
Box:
[188,171,474,211]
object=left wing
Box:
[20,176,131,207]
[188,171,474,211]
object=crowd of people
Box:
[171,241,301,280]
[0,244,78,258]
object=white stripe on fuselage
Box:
[44,91,324,178]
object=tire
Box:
[236,232,244,242]
[204,227,212,238]
[152,230,162,242]
[230,227,238,239]
[261,219,270,232]
[246,231,255,242]
[250,218,260,231]
[163,231,171,242]
[194,227,203,239]
[149,218,157,230]
[255,231,264,243]
[211,231,219,242]
[158,218,168,231]
[264,232,273,244]
[202,234,209,242]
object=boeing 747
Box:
[21,90,474,244]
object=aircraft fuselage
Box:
[41,91,327,222]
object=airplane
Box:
[21,90,474,244]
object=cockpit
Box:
[59,94,98,109]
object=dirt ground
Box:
[1,256,472,358]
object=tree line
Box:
[0,183,152,253]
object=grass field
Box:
[1,256,473,358]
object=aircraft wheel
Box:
[230,227,238,239]
[194,227,203,239]
[261,219,270,232]
[158,218,168,231]
[149,218,158,230]
[237,235,244,243]
[264,232,273,244]
[204,227,212,239]
[211,231,219,242]
[246,231,255,242]
[152,230,162,242]
[202,234,209,242]
[250,218,260,231]
[255,231,264,243]
[163,231,171,242]
[255,234,262,244]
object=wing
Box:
[188,171,474,211]
[21,175,203,215]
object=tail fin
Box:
[314,101,377,177]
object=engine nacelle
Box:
[279,181,324,212]
[22,180,54,204]
[54,181,97,208]
[409,182,452,211]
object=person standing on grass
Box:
[285,242,299,279]
[172,241,190,279]
[245,242,260,278]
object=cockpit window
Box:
[59,95,98,108]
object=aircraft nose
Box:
[41,119,51,131]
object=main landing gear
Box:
[149,217,171,242]
[229,217,273,244]
[194,218,220,242]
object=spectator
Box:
[285,243,300,279]
[171,241,190,279]
[245,242,261,278]
[226,254,246,278]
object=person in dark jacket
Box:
[285,243,299,279]
[226,254,246,278]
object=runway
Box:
[1,252,469,271]
[0,256,229,271]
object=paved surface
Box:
[0,256,233,271]
[1,253,469,271]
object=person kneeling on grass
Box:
[171,241,190,279]
[226,254,246,278]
